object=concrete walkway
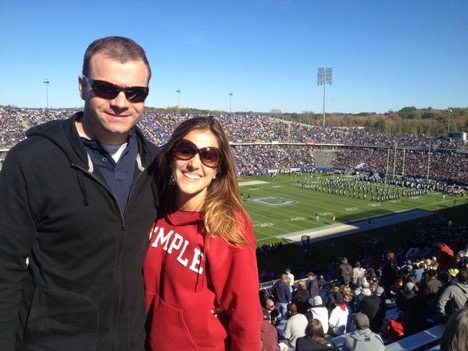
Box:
[279,209,434,245]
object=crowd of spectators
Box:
[258,208,468,350]
[2,108,467,186]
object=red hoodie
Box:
[144,209,262,351]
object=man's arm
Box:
[0,151,37,349]
[436,286,453,317]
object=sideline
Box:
[278,209,434,245]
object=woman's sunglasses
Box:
[82,76,149,103]
[173,140,221,168]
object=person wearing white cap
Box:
[306,295,329,334]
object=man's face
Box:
[79,52,150,145]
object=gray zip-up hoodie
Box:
[341,328,385,351]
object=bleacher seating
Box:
[385,323,445,351]
[332,307,399,348]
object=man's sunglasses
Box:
[173,140,221,168]
[82,76,149,103]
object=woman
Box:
[296,319,339,351]
[144,117,262,351]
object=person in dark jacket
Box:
[307,272,320,299]
[293,280,311,314]
[0,36,158,350]
[271,274,292,318]
[382,251,399,297]
[359,286,386,333]
[295,318,338,351]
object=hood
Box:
[309,306,328,319]
[351,328,373,341]
[26,112,90,169]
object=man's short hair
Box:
[458,268,468,283]
[287,303,298,314]
[354,312,370,330]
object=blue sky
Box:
[1,0,467,114]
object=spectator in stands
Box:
[382,251,399,297]
[283,303,308,349]
[437,268,468,320]
[359,286,387,333]
[338,257,353,286]
[354,281,372,312]
[411,262,425,283]
[437,241,455,272]
[285,268,295,290]
[261,308,281,351]
[341,313,385,351]
[265,298,282,326]
[422,269,443,316]
[328,293,350,337]
[293,280,311,314]
[295,318,339,351]
[272,274,293,319]
[439,307,468,351]
[457,250,468,269]
[0,36,157,350]
[143,116,262,350]
[307,272,320,300]
[306,296,330,334]
[352,261,366,287]
[397,282,428,335]
[325,282,340,313]
[448,268,460,282]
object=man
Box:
[282,303,308,349]
[305,295,329,334]
[437,268,468,320]
[359,286,386,333]
[306,271,320,300]
[265,298,282,326]
[338,257,353,286]
[328,293,350,337]
[271,274,292,319]
[0,36,158,350]
[422,269,442,315]
[341,313,385,351]
[382,251,399,296]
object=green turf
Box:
[239,174,468,245]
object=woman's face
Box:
[171,129,220,211]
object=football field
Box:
[239,174,467,246]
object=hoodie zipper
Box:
[72,156,154,350]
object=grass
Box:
[239,174,468,275]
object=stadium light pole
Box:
[426,137,432,181]
[317,67,332,127]
[176,89,181,111]
[43,79,50,110]
[392,140,398,180]
[229,92,233,114]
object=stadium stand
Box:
[385,323,445,351]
